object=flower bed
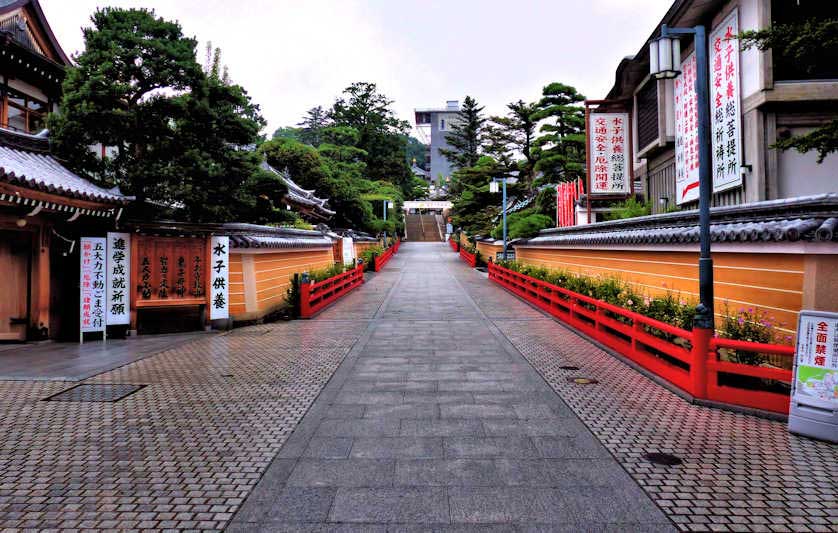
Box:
[374,240,399,272]
[488,261,795,414]
[459,247,477,267]
[299,263,365,318]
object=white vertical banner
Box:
[342,236,355,265]
[589,112,631,194]
[80,237,107,334]
[674,52,700,205]
[106,232,130,325]
[709,10,743,193]
[209,236,229,320]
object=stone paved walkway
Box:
[228,243,674,531]
[2,242,835,532]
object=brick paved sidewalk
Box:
[451,258,838,533]
[229,243,674,531]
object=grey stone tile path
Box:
[229,243,674,531]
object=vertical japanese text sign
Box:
[80,237,107,334]
[209,236,229,320]
[709,10,742,193]
[588,113,631,195]
[674,52,700,204]
[106,232,130,325]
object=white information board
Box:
[80,237,106,334]
[342,236,355,265]
[106,232,130,325]
[709,10,743,194]
[209,236,229,320]
[789,310,838,442]
[589,112,631,195]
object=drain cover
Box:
[643,452,683,466]
[567,377,598,385]
[559,366,580,371]
[44,384,146,403]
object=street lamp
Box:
[490,177,509,260]
[649,24,714,332]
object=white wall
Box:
[777,127,838,198]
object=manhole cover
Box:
[643,452,683,466]
[567,377,598,385]
[44,384,146,403]
[559,365,580,370]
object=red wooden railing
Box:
[299,264,364,318]
[374,240,400,272]
[459,248,477,267]
[488,261,794,414]
[449,238,459,251]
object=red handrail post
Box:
[690,327,712,399]
[299,281,312,319]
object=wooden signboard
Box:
[131,235,207,308]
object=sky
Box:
[40,0,672,140]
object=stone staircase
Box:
[405,213,443,241]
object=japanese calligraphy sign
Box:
[106,232,130,325]
[135,236,205,304]
[709,10,743,194]
[209,236,229,320]
[588,112,631,195]
[674,52,700,205]
[793,311,838,408]
[80,237,106,333]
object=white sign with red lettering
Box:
[709,10,743,193]
[80,237,107,333]
[589,112,631,195]
[674,52,700,205]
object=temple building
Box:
[0,0,131,341]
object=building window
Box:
[2,89,47,134]
[636,80,658,150]
[440,119,445,130]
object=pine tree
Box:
[740,19,838,162]
[297,106,329,147]
[489,100,540,187]
[439,96,486,170]
[532,83,586,183]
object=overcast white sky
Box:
[41,0,671,138]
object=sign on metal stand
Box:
[209,236,229,320]
[788,310,838,442]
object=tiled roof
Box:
[0,138,130,204]
[225,224,332,250]
[260,161,334,218]
[520,194,838,247]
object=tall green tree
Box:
[740,19,838,162]
[50,8,287,223]
[329,82,414,197]
[532,82,586,183]
[489,100,540,187]
[449,156,509,235]
[439,95,486,170]
[297,106,329,146]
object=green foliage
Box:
[410,176,430,199]
[719,306,787,345]
[297,106,329,146]
[306,262,353,283]
[496,261,696,333]
[358,245,384,267]
[506,213,553,239]
[439,96,486,171]
[532,82,586,183]
[487,100,540,186]
[534,187,557,222]
[272,126,302,141]
[740,19,838,163]
[49,7,288,224]
[449,157,506,235]
[604,198,652,221]
[403,135,428,167]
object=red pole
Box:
[299,281,312,319]
[690,327,712,399]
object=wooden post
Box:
[129,233,138,335]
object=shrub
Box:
[359,245,384,268]
[604,198,651,220]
